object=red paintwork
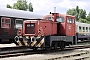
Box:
[23,20,57,36]
[43,13,76,36]
[39,20,57,36]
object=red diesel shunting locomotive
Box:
[14,12,76,50]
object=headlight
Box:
[27,24,34,27]
[31,24,34,27]
[27,24,30,27]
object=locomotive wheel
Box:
[33,48,38,50]
[54,43,57,50]
[45,47,51,51]
[60,42,65,50]
[0,39,1,43]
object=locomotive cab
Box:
[43,13,76,36]
[66,15,76,36]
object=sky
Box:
[0,0,90,15]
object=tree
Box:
[28,2,33,12]
[66,6,80,20]
[79,9,86,19]
[67,9,76,16]
[76,6,80,20]
[13,0,28,11]
[6,4,12,8]
[6,0,33,12]
[66,6,87,22]
[79,18,88,23]
[87,12,90,21]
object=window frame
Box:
[72,18,75,23]
[15,19,23,24]
[15,19,23,29]
[67,18,75,24]
[1,17,11,28]
[89,27,90,32]
[83,27,85,32]
[86,27,88,32]
[79,26,82,32]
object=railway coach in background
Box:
[0,8,42,43]
[76,22,90,41]
[14,12,77,50]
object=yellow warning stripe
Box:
[19,36,22,38]
[23,39,29,46]
[26,36,29,39]
[31,41,37,47]
[36,36,40,38]
[17,40,23,46]
[37,38,44,47]
[30,36,34,39]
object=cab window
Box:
[45,17,52,20]
[56,17,64,22]
[1,17,11,28]
[67,18,75,23]
[72,19,75,23]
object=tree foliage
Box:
[6,4,12,8]
[13,0,28,11]
[66,6,89,23]
[87,12,90,22]
[28,2,33,12]
[67,9,76,16]
[75,6,80,20]
[6,0,33,12]
[79,9,86,19]
[79,18,87,23]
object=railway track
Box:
[45,51,89,60]
[0,46,46,58]
[77,40,90,44]
[0,44,90,59]
[45,45,90,60]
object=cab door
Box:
[66,16,76,36]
